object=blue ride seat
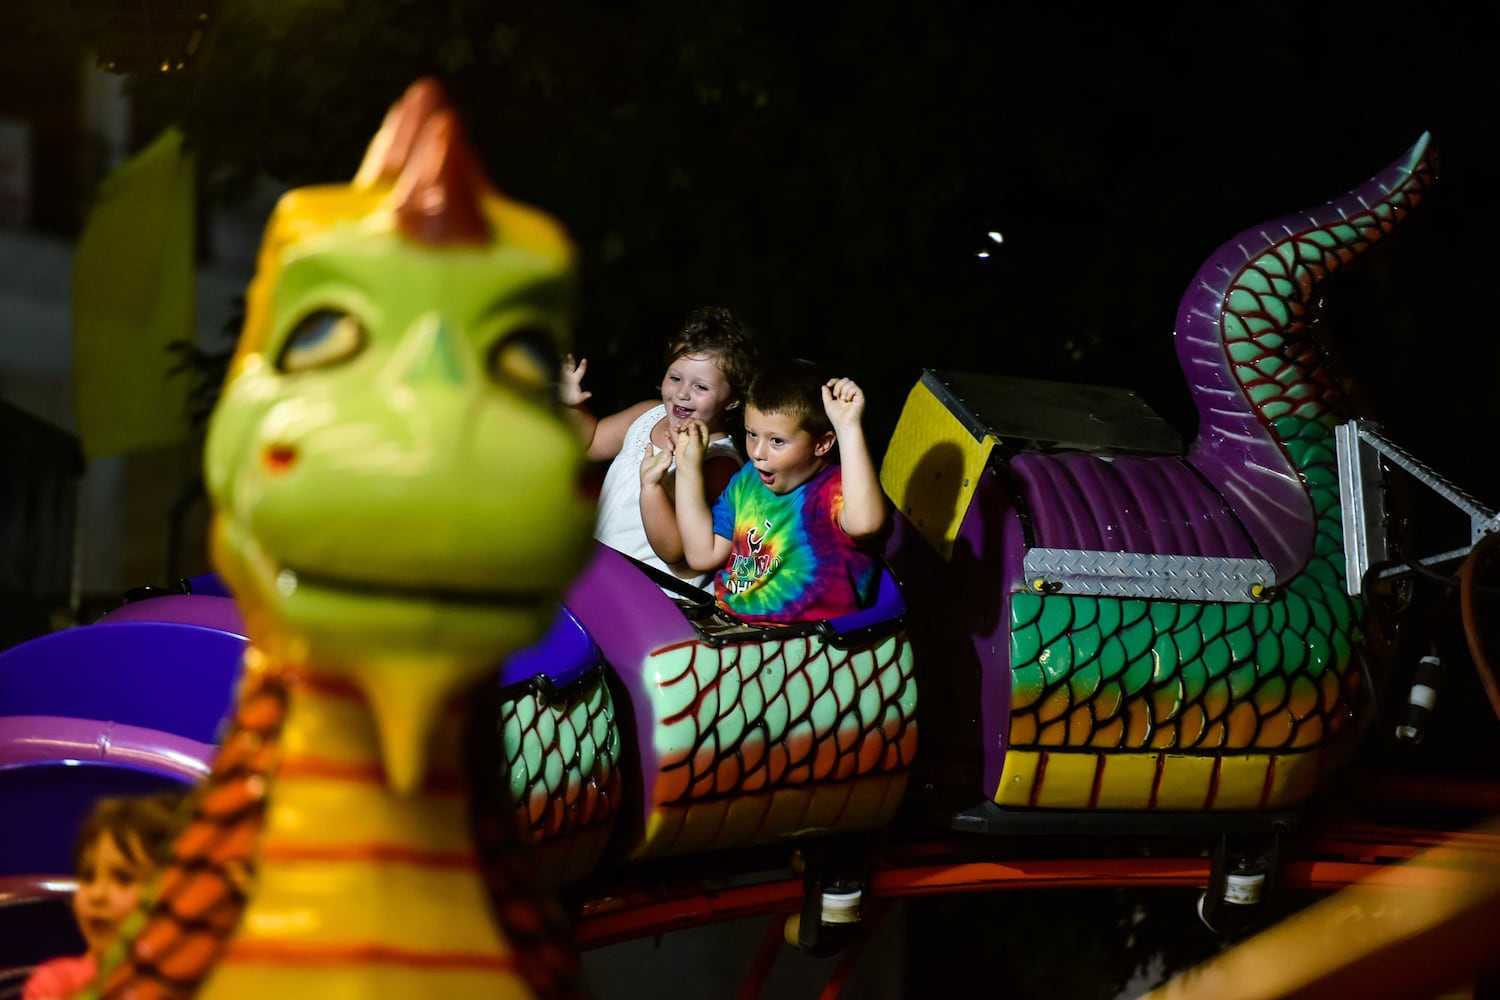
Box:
[497,604,604,699]
[818,563,907,643]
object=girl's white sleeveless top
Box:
[593,404,742,590]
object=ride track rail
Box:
[569,769,1500,949]
[5,771,1499,957]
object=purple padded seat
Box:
[0,601,238,879]
[1009,451,1258,558]
[498,604,602,693]
[0,716,209,877]
[0,609,245,745]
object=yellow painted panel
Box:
[1031,753,1101,809]
[1154,754,1218,809]
[878,380,997,560]
[763,786,816,838]
[73,128,195,459]
[639,774,909,861]
[996,749,1333,813]
[809,775,909,835]
[994,750,1040,806]
[799,781,855,832]
[671,798,731,855]
[1210,755,1271,809]
[873,773,911,827]
[631,804,684,860]
[723,790,775,844]
[1262,750,1324,807]
[1092,753,1163,810]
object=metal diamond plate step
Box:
[1022,548,1277,602]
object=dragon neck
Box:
[1174,133,1436,580]
[198,652,536,1000]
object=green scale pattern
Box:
[1004,182,1425,755]
[499,678,622,842]
[650,631,918,805]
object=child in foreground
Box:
[560,306,757,588]
[23,791,184,1000]
[672,358,888,624]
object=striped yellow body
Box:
[198,674,534,1000]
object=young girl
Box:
[561,306,756,588]
[23,791,185,1000]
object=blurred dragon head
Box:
[204,78,595,792]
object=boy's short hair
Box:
[664,306,758,401]
[74,790,186,872]
[746,358,832,438]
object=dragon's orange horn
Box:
[391,108,492,246]
[353,77,451,189]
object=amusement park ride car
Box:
[2,78,1498,997]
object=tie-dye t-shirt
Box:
[710,462,879,624]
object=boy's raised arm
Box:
[823,378,888,540]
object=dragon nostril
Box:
[264,444,298,474]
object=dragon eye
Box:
[488,326,560,392]
[278,309,366,373]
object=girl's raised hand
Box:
[558,353,591,406]
[674,419,710,467]
[640,438,674,488]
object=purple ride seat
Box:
[1009,451,1259,557]
[0,586,601,881]
[0,596,241,878]
[105,577,601,697]
[0,721,207,878]
[0,598,245,744]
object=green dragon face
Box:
[202,81,595,789]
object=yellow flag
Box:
[72,126,196,458]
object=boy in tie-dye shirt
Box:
[672,358,888,624]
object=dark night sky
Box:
[819,6,1500,504]
[111,1,1500,511]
